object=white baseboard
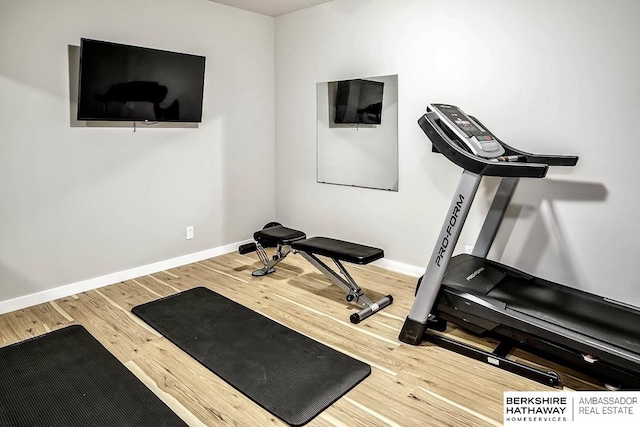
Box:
[0,240,252,315]
[374,258,424,278]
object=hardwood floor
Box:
[0,251,600,426]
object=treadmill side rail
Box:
[427,334,561,387]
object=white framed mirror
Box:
[316,74,398,191]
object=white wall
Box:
[0,0,275,309]
[275,0,640,306]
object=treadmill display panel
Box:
[430,104,504,158]
[439,106,488,138]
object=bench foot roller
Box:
[350,295,393,324]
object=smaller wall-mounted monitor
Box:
[77,38,206,122]
[334,79,384,125]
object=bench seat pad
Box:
[292,237,384,265]
[254,225,307,246]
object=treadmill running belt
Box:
[488,277,640,354]
[0,325,186,427]
[132,287,371,426]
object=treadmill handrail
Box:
[470,116,579,167]
[419,111,578,177]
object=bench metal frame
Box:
[296,251,392,323]
[251,241,294,277]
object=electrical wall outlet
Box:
[186,226,194,240]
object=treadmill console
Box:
[428,103,505,158]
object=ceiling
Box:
[208,0,333,17]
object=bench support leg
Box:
[297,252,393,323]
[252,243,293,277]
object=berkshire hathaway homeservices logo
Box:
[504,391,640,426]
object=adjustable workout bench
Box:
[238,223,393,324]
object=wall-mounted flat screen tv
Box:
[334,79,384,125]
[77,38,206,122]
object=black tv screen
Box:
[77,38,206,122]
[334,79,384,125]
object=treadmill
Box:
[399,103,640,388]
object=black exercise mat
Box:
[0,325,187,427]
[132,286,371,426]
